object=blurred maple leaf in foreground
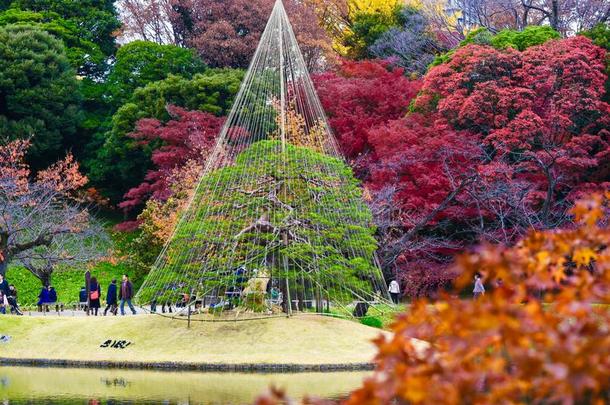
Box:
[258,192,610,404]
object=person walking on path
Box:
[388,279,400,304]
[119,274,137,315]
[473,273,485,298]
[89,277,102,316]
[104,279,118,316]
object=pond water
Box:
[0,366,368,404]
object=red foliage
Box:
[318,37,610,296]
[314,60,422,178]
[412,36,609,207]
[171,0,332,70]
[394,37,609,295]
[119,105,224,215]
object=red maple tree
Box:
[118,105,224,227]
[318,37,610,296]
[314,59,422,179]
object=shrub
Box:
[360,316,383,329]
[491,25,560,51]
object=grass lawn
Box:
[0,314,390,365]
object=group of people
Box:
[0,273,22,315]
[80,274,137,316]
[0,272,138,316]
[3,270,491,315]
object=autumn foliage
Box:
[344,193,610,404]
[255,193,610,404]
[118,105,224,218]
[317,36,610,296]
[314,60,421,178]
[115,106,223,274]
[0,139,106,284]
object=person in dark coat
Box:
[119,274,137,315]
[0,288,6,314]
[79,286,88,311]
[89,277,101,315]
[36,284,58,312]
[0,273,9,297]
[48,285,57,303]
[104,279,118,316]
[37,285,51,312]
[8,284,22,315]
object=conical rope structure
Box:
[136,0,391,320]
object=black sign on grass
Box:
[100,339,132,349]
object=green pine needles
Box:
[137,141,381,312]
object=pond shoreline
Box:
[0,357,374,373]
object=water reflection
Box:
[0,366,367,404]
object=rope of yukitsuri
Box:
[135,0,392,321]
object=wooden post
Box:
[282,231,292,316]
[85,270,91,316]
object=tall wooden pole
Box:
[85,270,91,316]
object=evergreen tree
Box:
[137,140,379,307]
[106,40,207,107]
[0,24,81,168]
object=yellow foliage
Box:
[348,0,402,16]
[304,0,404,57]
[137,160,203,245]
[269,98,329,153]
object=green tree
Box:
[89,69,244,202]
[77,43,208,190]
[137,140,379,309]
[10,0,120,56]
[0,24,81,167]
[0,8,105,76]
[77,42,206,179]
[342,4,403,59]
[107,40,207,107]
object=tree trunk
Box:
[281,231,292,315]
[280,278,289,313]
[40,271,51,287]
[550,0,559,31]
[315,286,322,313]
[0,259,6,278]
